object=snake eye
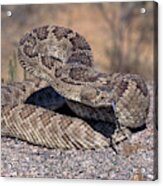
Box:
[100,95,105,100]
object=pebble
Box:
[1,84,157,180]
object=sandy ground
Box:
[1,84,158,180]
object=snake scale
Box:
[1,25,150,150]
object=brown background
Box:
[1,2,156,82]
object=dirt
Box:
[1,84,158,180]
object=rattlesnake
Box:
[1,25,150,150]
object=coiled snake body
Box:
[1,25,150,150]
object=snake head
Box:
[80,85,114,108]
[80,86,98,105]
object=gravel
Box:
[1,83,158,180]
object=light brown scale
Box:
[1,25,150,149]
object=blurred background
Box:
[1,2,157,83]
